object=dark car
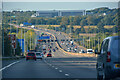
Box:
[95,36,120,79]
[52,49,56,52]
[50,46,52,48]
[47,53,52,57]
[55,47,58,50]
[43,51,46,54]
[26,52,36,61]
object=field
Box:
[79,33,97,37]
[35,25,114,29]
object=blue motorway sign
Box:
[17,39,24,53]
[23,22,32,26]
[39,36,50,40]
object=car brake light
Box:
[107,52,111,62]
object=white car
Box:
[35,52,43,60]
[87,49,93,53]
[67,49,71,52]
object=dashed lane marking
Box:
[55,68,58,70]
[65,74,69,76]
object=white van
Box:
[87,49,93,53]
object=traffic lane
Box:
[40,29,85,53]
[44,57,97,78]
[2,58,66,78]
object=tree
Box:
[80,19,87,27]
[60,17,69,25]
[59,25,67,32]
[97,22,105,33]
[73,16,80,25]
[87,16,95,25]
[4,31,12,56]
[101,15,113,25]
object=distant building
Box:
[59,10,86,17]
[32,10,86,17]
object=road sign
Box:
[39,36,50,40]
[17,39,24,53]
[23,22,32,26]
[8,34,17,49]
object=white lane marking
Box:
[52,66,54,68]
[59,70,62,72]
[44,60,52,66]
[0,61,20,71]
[55,68,58,70]
[49,64,52,66]
[65,74,69,76]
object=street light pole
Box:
[24,28,25,55]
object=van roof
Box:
[104,36,120,41]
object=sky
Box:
[2,2,119,11]
[2,0,120,2]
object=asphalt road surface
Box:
[2,51,97,79]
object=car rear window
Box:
[36,53,41,56]
[88,50,93,52]
[28,53,35,56]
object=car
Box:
[87,49,93,53]
[43,51,46,54]
[49,49,52,53]
[35,52,43,60]
[67,49,71,52]
[79,50,85,53]
[95,36,120,79]
[52,49,56,52]
[50,46,52,49]
[55,47,58,50]
[51,43,53,45]
[26,52,36,61]
[47,53,52,57]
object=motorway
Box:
[2,28,98,79]
[2,50,97,79]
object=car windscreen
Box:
[28,53,35,56]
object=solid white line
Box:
[0,61,20,71]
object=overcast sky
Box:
[2,0,119,11]
[2,0,120,2]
